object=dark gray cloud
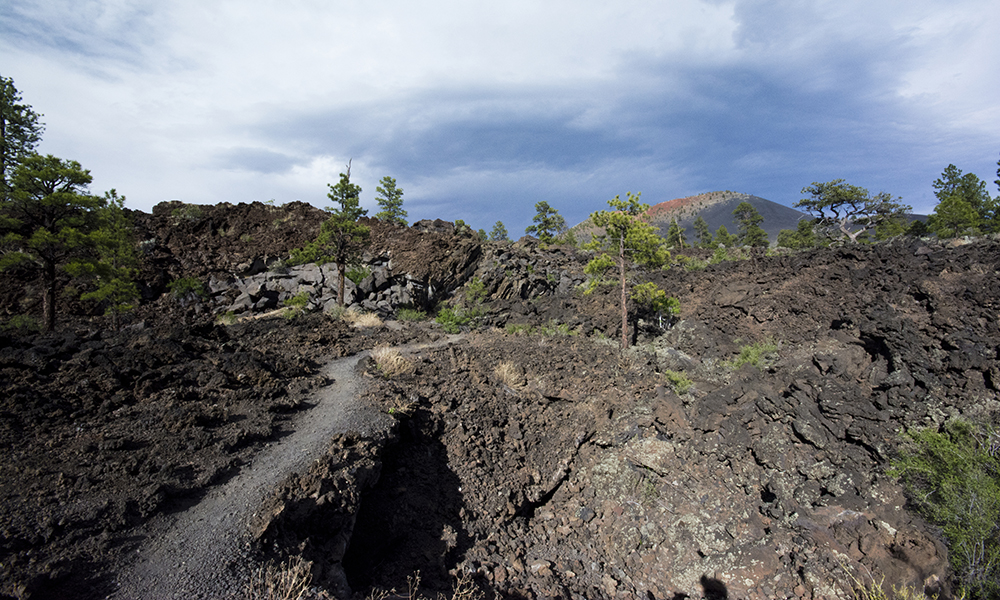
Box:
[2,0,996,228]
[216,147,302,175]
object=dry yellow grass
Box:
[343,309,383,329]
[366,570,482,600]
[371,346,416,378]
[244,555,315,600]
[494,361,524,389]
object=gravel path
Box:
[106,335,462,600]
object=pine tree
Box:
[733,201,768,247]
[928,195,979,238]
[665,218,687,248]
[584,192,669,349]
[374,176,407,225]
[65,189,140,330]
[693,215,712,247]
[290,163,369,308]
[797,179,910,244]
[776,219,817,249]
[1,154,103,330]
[489,221,510,242]
[931,164,995,234]
[525,201,566,244]
[713,225,736,248]
[1,76,44,198]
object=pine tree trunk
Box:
[43,260,56,332]
[619,234,628,350]
[337,263,346,308]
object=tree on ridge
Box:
[375,176,407,225]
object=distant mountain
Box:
[569,191,810,246]
[647,191,809,245]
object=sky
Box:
[2,0,998,234]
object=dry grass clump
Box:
[371,346,416,378]
[342,309,384,329]
[494,361,524,390]
[839,561,942,600]
[366,570,482,600]
[245,555,318,600]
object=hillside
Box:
[2,201,998,599]
[570,190,809,246]
[648,191,808,243]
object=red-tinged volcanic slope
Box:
[569,191,808,246]
[646,191,809,244]
[645,190,736,221]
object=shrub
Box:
[170,203,203,222]
[244,554,313,600]
[663,369,693,394]
[436,279,487,333]
[281,292,310,320]
[505,323,534,335]
[346,265,371,286]
[839,563,935,600]
[284,291,309,310]
[366,570,483,600]
[217,311,238,326]
[465,277,487,304]
[436,306,471,334]
[683,257,708,271]
[538,320,576,336]
[371,346,415,378]
[633,283,680,317]
[167,276,206,299]
[725,339,778,369]
[889,419,1000,599]
[396,307,427,321]
[138,238,157,255]
[1,314,41,333]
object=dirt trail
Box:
[106,335,462,600]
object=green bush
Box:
[538,320,576,336]
[505,323,534,335]
[710,246,729,264]
[725,339,778,369]
[170,204,203,222]
[284,291,309,310]
[167,276,206,299]
[684,257,708,271]
[346,265,371,286]
[1,314,41,333]
[281,292,310,320]
[396,307,427,321]
[465,276,487,304]
[889,419,1000,599]
[663,369,693,394]
[436,306,471,333]
[435,278,488,333]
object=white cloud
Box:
[2,0,997,226]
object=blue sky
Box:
[2,0,998,234]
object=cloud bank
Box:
[2,0,997,232]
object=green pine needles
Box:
[889,419,1000,599]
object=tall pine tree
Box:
[584,192,669,349]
